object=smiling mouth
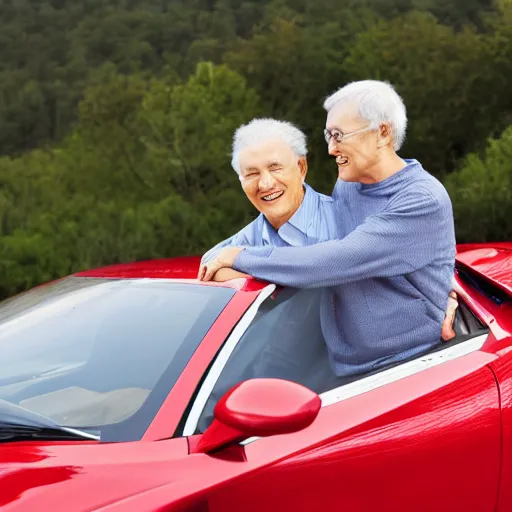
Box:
[336,156,349,166]
[261,191,284,202]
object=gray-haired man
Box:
[202,117,340,275]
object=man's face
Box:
[325,103,380,183]
[239,138,307,229]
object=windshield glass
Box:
[196,288,329,433]
[0,277,234,442]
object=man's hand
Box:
[198,247,245,281]
[441,291,459,341]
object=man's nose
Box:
[258,171,276,190]
[328,138,338,156]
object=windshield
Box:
[0,277,234,442]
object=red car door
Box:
[206,346,501,512]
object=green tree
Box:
[1,0,512,300]
[224,15,360,193]
[445,125,512,242]
[343,11,502,177]
[0,62,262,298]
[139,61,261,198]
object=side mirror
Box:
[192,378,321,454]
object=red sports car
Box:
[0,242,511,511]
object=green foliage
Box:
[342,11,506,177]
[0,0,511,298]
[0,0,501,156]
[0,63,259,298]
[138,62,261,197]
[445,126,512,242]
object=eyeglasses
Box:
[323,125,376,145]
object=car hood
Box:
[0,438,194,511]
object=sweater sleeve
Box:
[233,188,454,288]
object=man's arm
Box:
[201,225,254,265]
[200,222,254,280]
[202,235,242,265]
[232,188,455,288]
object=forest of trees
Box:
[0,0,511,299]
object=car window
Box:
[192,284,491,434]
[196,287,330,433]
[0,277,234,442]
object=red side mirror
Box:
[192,378,321,454]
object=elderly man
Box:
[197,119,344,423]
[200,80,457,382]
[201,117,340,278]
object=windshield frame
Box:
[144,285,267,441]
[182,284,277,436]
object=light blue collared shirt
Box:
[201,183,340,263]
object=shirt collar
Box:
[284,183,317,234]
[260,183,318,246]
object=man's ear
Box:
[377,123,393,148]
[298,156,308,181]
